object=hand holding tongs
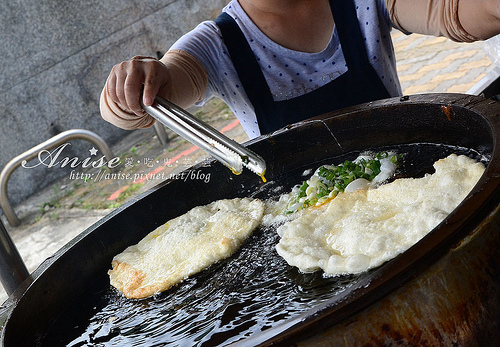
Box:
[141,96,266,179]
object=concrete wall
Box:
[0,0,228,206]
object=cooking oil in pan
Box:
[40,143,489,346]
[45,225,361,346]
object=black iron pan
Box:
[1,94,499,346]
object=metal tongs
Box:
[141,96,266,178]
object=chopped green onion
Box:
[285,151,399,213]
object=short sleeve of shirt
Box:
[170,21,225,99]
[170,18,263,137]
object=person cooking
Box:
[100,0,500,138]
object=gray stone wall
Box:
[0,0,228,206]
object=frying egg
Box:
[275,154,485,276]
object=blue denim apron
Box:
[215,0,391,134]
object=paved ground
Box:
[0,31,498,303]
[393,31,496,94]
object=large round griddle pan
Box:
[1,94,499,346]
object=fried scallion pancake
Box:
[109,197,265,299]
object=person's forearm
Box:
[387,0,500,42]
[100,50,208,130]
[159,49,208,108]
[458,0,500,40]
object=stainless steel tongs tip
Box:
[142,96,267,179]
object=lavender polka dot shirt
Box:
[171,0,401,138]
